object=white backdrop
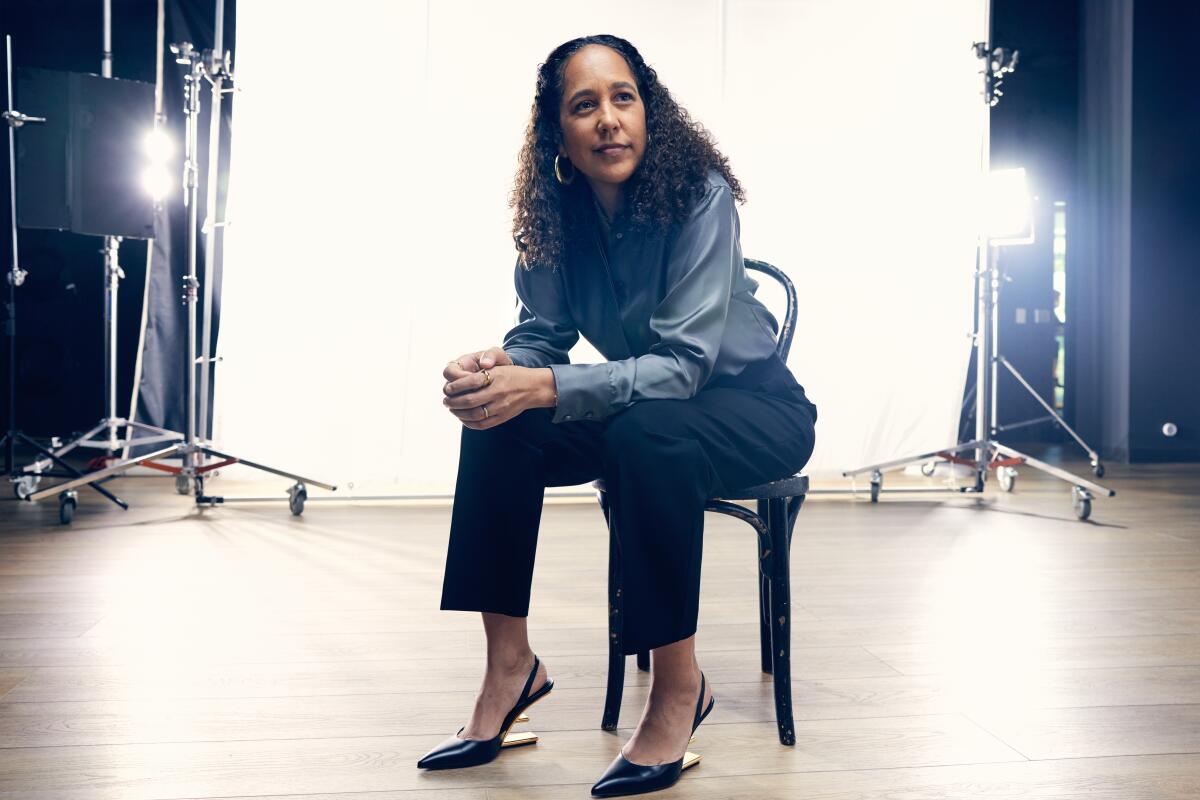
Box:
[215,0,985,496]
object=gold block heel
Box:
[501,730,539,747]
[500,687,548,747]
[682,752,702,770]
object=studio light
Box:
[142,127,174,200]
[141,165,171,200]
[986,167,1035,245]
[144,128,172,162]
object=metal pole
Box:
[988,244,1001,439]
[197,0,226,444]
[213,0,225,55]
[5,35,18,473]
[974,0,993,478]
[103,236,121,447]
[102,0,112,78]
[184,59,202,469]
[101,0,120,452]
[122,0,166,458]
[5,37,18,281]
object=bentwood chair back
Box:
[592,258,810,746]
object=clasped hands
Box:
[442,346,556,430]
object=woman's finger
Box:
[444,365,501,397]
[443,353,478,381]
[459,404,509,430]
[444,386,496,409]
[443,361,469,381]
[447,405,485,422]
[478,347,513,369]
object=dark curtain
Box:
[1069,0,1132,462]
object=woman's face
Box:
[557,45,647,194]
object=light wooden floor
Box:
[1,455,1198,799]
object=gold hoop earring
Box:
[554,154,576,185]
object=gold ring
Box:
[482,405,490,419]
[481,369,492,386]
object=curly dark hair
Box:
[510,34,745,270]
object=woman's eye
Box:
[617,92,634,101]
[575,100,594,112]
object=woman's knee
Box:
[457,407,555,469]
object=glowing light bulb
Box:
[144,128,173,163]
[142,166,172,200]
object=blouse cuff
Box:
[548,362,627,423]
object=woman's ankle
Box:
[485,647,536,674]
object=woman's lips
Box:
[596,145,629,157]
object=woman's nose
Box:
[597,101,619,132]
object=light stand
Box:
[17,0,184,500]
[3,35,136,515]
[841,40,1114,521]
[28,14,336,523]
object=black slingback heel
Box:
[590,671,715,797]
[416,654,554,770]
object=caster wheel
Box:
[998,466,1017,493]
[920,461,937,477]
[1072,487,1093,521]
[1092,463,1105,478]
[869,471,882,503]
[14,475,40,500]
[59,493,77,525]
[1074,497,1092,521]
[175,474,191,495]
[289,483,307,516]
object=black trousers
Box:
[439,353,817,655]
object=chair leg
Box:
[767,496,796,746]
[601,492,625,731]
[786,494,805,547]
[636,650,650,672]
[757,500,773,674]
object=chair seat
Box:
[591,473,807,501]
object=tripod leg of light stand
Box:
[16,432,129,508]
[844,438,990,478]
[190,447,337,516]
[27,444,183,503]
[992,442,1113,497]
[996,354,1104,472]
[21,421,110,473]
[22,418,184,473]
[843,439,990,501]
[117,420,185,448]
[198,447,337,491]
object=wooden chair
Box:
[591,258,809,746]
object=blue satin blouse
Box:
[502,169,783,423]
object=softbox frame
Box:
[15,67,155,240]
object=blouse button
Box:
[615,232,623,239]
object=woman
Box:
[419,34,817,797]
